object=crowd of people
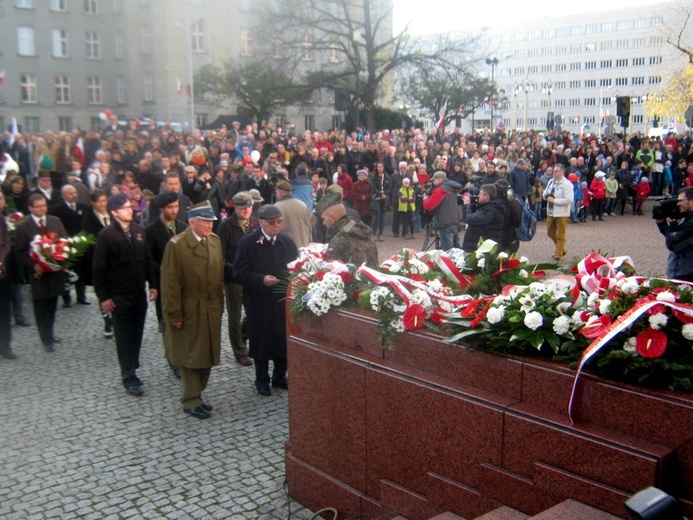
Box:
[2,119,693,410]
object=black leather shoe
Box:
[201,402,213,412]
[236,355,253,366]
[126,385,144,396]
[1,350,18,360]
[15,319,31,327]
[63,302,72,308]
[43,343,56,352]
[185,406,211,419]
[172,368,181,379]
[272,377,288,390]
[52,336,62,343]
[77,300,91,305]
[257,384,272,396]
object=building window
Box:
[569,80,581,89]
[52,29,68,58]
[141,25,152,54]
[602,22,616,32]
[632,77,644,85]
[329,43,339,63]
[615,59,628,68]
[556,46,567,55]
[117,76,127,104]
[585,61,596,70]
[25,117,39,133]
[600,41,612,51]
[584,43,596,52]
[304,115,314,130]
[554,81,566,90]
[51,0,66,11]
[570,26,581,36]
[600,60,612,68]
[17,27,35,56]
[541,65,552,73]
[649,76,661,85]
[527,118,538,127]
[20,74,38,103]
[570,45,580,54]
[513,67,525,75]
[113,0,124,13]
[85,32,100,59]
[240,30,252,56]
[556,63,566,72]
[632,57,645,66]
[633,37,646,47]
[569,99,580,107]
[143,74,154,102]
[584,116,595,124]
[585,79,596,88]
[615,77,628,86]
[555,27,567,37]
[196,114,208,127]
[570,62,581,71]
[55,76,70,103]
[115,31,124,59]
[191,20,205,53]
[584,98,597,106]
[632,115,644,124]
[651,17,663,26]
[649,56,662,65]
[58,117,73,132]
[601,97,612,105]
[634,18,647,28]
[586,23,598,33]
[599,78,612,87]
[84,0,98,14]
[90,116,101,130]
[271,40,283,59]
[650,36,663,45]
[87,76,102,104]
[301,34,313,61]
[528,65,538,74]
[616,39,628,49]
[554,99,566,108]
[617,20,631,30]
[16,0,32,7]
[332,115,343,130]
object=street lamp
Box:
[520,78,533,131]
[485,57,499,130]
[542,80,553,129]
[512,83,520,130]
[598,84,613,140]
[173,21,200,133]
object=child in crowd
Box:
[579,181,590,222]
[634,177,650,216]
[604,171,618,216]
[398,177,417,240]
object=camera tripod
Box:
[422,221,441,250]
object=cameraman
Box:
[423,171,463,251]
[461,184,506,253]
[656,187,693,281]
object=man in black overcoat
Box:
[234,204,298,396]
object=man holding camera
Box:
[543,164,574,262]
[656,187,693,282]
[423,171,463,251]
[461,184,506,252]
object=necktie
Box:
[39,218,47,234]
[124,228,131,242]
[70,203,76,212]
[102,216,108,227]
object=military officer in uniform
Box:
[161,201,224,419]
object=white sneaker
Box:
[610,212,616,216]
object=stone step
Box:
[429,513,468,520]
[529,499,621,519]
[474,506,529,520]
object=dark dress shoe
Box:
[236,355,253,366]
[1,350,18,360]
[63,302,72,308]
[256,384,272,397]
[126,385,144,396]
[201,402,213,412]
[77,300,91,305]
[43,343,56,352]
[172,367,181,379]
[52,336,62,343]
[185,406,211,419]
[272,377,288,390]
[15,319,31,327]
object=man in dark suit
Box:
[93,194,158,396]
[31,171,62,207]
[0,191,17,359]
[50,184,90,306]
[234,204,298,396]
[14,193,68,352]
[163,172,191,223]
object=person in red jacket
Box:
[589,171,607,221]
[634,176,651,216]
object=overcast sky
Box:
[393,0,676,35]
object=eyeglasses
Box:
[118,205,133,210]
[264,218,283,225]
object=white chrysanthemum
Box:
[587,292,600,306]
[648,313,668,330]
[598,299,611,315]
[623,337,637,353]
[477,257,486,269]
[393,318,406,333]
[524,311,543,330]
[497,252,509,260]
[519,269,529,279]
[655,291,677,303]
[427,279,444,293]
[682,323,693,341]
[410,290,433,310]
[552,316,570,335]
[388,263,401,273]
[370,286,392,312]
[487,306,505,324]
[408,258,430,274]
[619,279,641,296]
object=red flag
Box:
[0,70,5,86]
[436,100,448,129]
[176,77,183,95]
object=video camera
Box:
[652,197,681,220]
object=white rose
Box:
[523,311,543,330]
[519,269,529,279]
[487,306,505,324]
[552,316,570,335]
[682,323,693,341]
[520,256,529,264]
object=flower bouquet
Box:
[29,231,95,278]
[6,212,24,239]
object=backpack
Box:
[515,197,537,242]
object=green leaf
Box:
[444,329,485,343]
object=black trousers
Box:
[254,358,287,387]
[0,282,12,353]
[112,300,148,387]
[33,296,58,347]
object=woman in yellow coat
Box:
[161,201,224,419]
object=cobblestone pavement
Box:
[0,204,668,520]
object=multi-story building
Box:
[468,1,691,135]
[0,0,393,134]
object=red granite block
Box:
[502,413,663,492]
[426,471,502,519]
[474,506,529,520]
[531,499,621,519]
[679,439,693,500]
[385,330,524,400]
[359,495,399,520]
[365,369,505,496]
[478,463,562,515]
[533,461,632,517]
[285,453,361,518]
[287,339,368,493]
[379,479,444,520]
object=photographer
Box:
[656,187,693,282]
[422,171,463,251]
[461,184,506,253]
